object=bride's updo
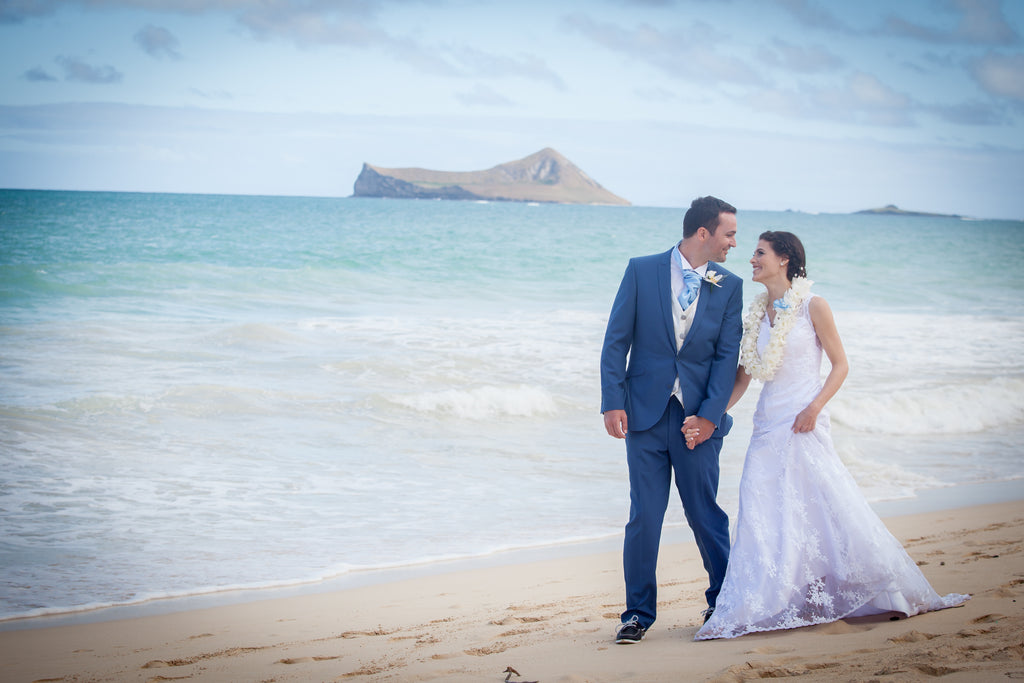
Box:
[759,231,807,281]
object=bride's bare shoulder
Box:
[807,294,830,311]
[807,294,838,327]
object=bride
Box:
[692,231,969,640]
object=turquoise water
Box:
[1,189,1022,620]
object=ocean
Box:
[1,189,1022,622]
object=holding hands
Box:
[681,415,715,450]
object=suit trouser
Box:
[621,397,730,629]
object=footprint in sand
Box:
[338,627,395,638]
[916,664,961,676]
[970,614,1005,624]
[747,646,796,655]
[888,630,937,643]
[277,655,340,664]
[141,646,267,670]
[491,615,550,626]
[815,620,874,635]
[499,627,533,638]
[142,660,175,669]
[465,642,511,656]
[341,663,389,677]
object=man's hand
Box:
[604,410,628,439]
[681,415,715,450]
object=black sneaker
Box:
[702,607,715,624]
[615,616,645,644]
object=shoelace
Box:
[618,615,641,632]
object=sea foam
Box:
[391,384,560,419]
[831,376,1024,435]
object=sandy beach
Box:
[2,499,1022,682]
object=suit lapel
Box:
[659,248,675,347]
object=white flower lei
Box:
[740,277,813,381]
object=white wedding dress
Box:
[696,295,969,640]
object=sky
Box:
[1,0,1022,219]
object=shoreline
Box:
[1,497,1021,682]
[2,477,1021,634]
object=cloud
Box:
[189,87,233,101]
[0,0,379,25]
[845,72,912,110]
[233,2,386,47]
[756,38,844,73]
[561,13,762,85]
[231,5,567,88]
[883,0,1019,45]
[328,32,452,78]
[953,0,1021,43]
[4,0,532,85]
[1,1,390,48]
[232,2,568,88]
[928,100,1006,125]
[771,0,851,33]
[448,47,566,91]
[633,85,677,102]
[0,0,60,24]
[107,2,555,88]
[969,52,1024,102]
[0,1,638,93]
[455,83,515,107]
[23,66,58,82]
[135,24,182,59]
[748,72,915,126]
[57,56,124,84]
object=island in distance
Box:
[855,204,963,219]
[351,147,630,206]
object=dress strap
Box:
[800,293,817,322]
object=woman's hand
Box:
[791,404,820,433]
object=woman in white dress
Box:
[692,231,969,640]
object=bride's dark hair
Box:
[759,231,807,281]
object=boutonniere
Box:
[703,270,725,287]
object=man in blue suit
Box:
[601,196,742,643]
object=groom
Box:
[601,195,742,643]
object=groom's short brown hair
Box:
[683,196,737,238]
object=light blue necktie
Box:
[673,248,701,310]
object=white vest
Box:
[671,248,708,406]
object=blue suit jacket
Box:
[600,247,743,434]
